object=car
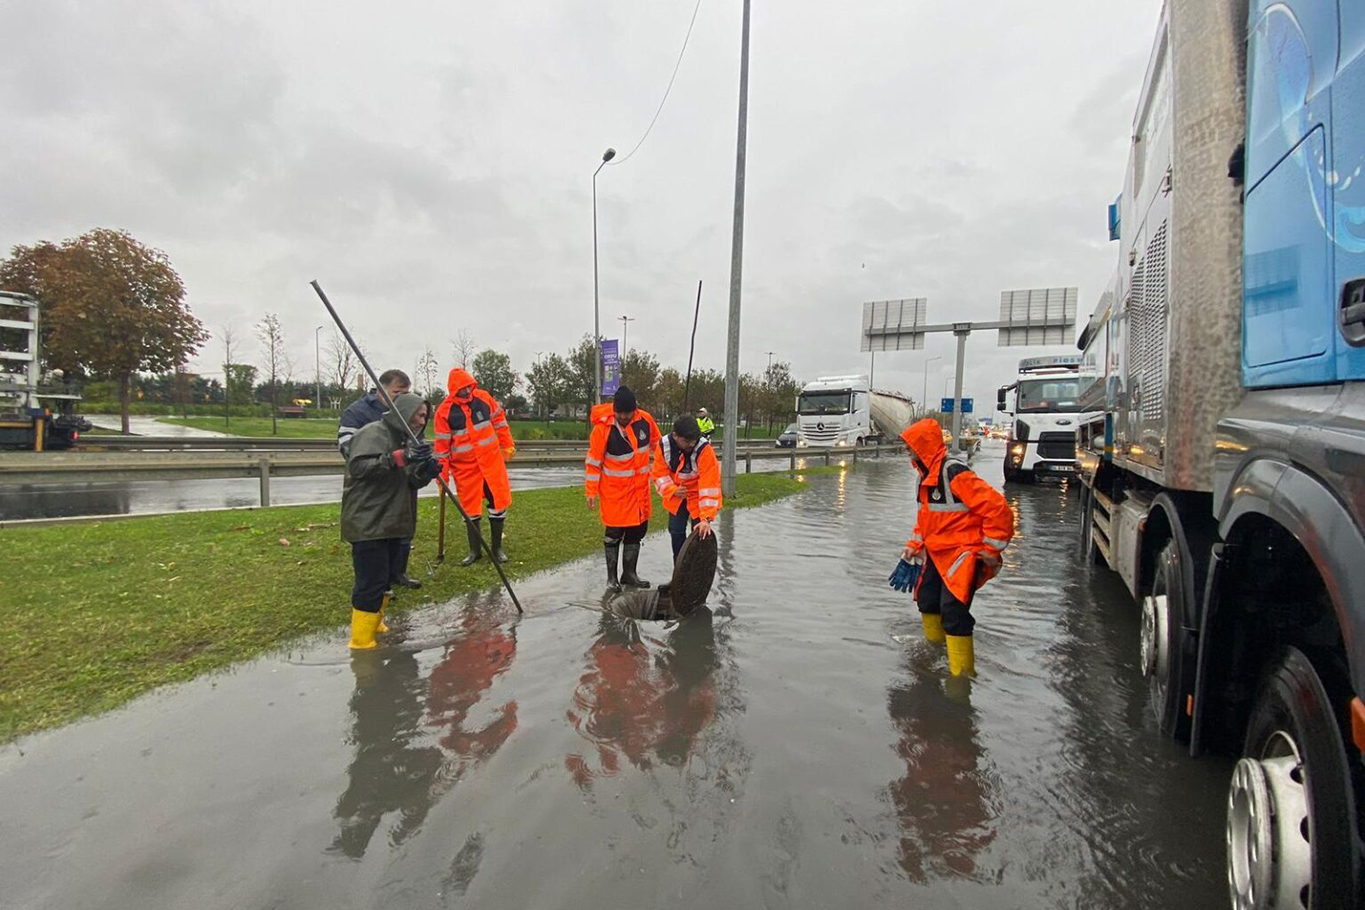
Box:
[775,423,798,447]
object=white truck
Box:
[795,375,914,448]
[996,354,1097,482]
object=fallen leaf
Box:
[279,538,291,547]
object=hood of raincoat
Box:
[591,402,620,426]
[384,392,428,438]
[446,367,477,396]
[901,418,946,480]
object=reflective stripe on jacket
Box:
[651,435,723,520]
[585,402,661,527]
[902,418,1013,603]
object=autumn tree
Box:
[566,335,598,415]
[619,350,661,407]
[0,229,209,432]
[325,328,358,393]
[257,313,291,435]
[471,348,518,403]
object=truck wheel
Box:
[1140,540,1193,740]
[1227,647,1359,910]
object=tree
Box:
[451,330,476,370]
[761,360,800,432]
[220,325,240,427]
[619,350,661,407]
[225,364,258,406]
[257,313,291,435]
[566,335,598,415]
[655,367,686,421]
[325,328,358,392]
[471,348,518,403]
[414,347,441,404]
[0,228,209,432]
[526,353,571,417]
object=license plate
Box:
[1044,463,1075,472]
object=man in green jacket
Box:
[342,392,442,650]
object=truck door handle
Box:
[1341,279,1365,346]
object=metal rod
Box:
[437,487,447,562]
[683,280,702,409]
[311,280,522,613]
[952,329,968,453]
[720,0,751,498]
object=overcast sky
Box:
[0,0,1162,413]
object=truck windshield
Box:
[1016,378,1083,413]
[798,391,851,415]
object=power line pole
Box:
[721,0,751,497]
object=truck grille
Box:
[802,425,839,444]
[1036,432,1075,460]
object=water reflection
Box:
[330,605,518,860]
[565,609,719,787]
[885,646,996,883]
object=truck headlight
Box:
[836,439,847,447]
[1011,443,1025,456]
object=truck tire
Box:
[1141,540,1193,741]
[1227,647,1359,910]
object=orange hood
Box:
[446,367,477,396]
[901,418,946,480]
[591,402,618,426]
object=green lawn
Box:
[1,470,834,742]
[158,416,341,438]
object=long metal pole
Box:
[951,329,968,453]
[311,280,522,613]
[683,280,702,409]
[721,0,751,497]
[592,163,606,406]
[922,355,939,418]
[314,326,322,412]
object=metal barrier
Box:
[2,444,876,508]
[77,435,779,453]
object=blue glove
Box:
[888,558,921,593]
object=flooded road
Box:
[0,442,1231,908]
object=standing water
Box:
[0,441,1231,908]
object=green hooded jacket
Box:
[341,392,433,543]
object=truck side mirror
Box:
[996,388,1007,410]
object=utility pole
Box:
[314,325,323,412]
[922,355,940,418]
[721,0,752,497]
[592,148,616,405]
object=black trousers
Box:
[351,538,403,611]
[605,520,649,545]
[669,500,699,560]
[916,555,976,636]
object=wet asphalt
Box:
[0,441,1232,909]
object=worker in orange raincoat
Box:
[585,386,661,591]
[433,368,515,566]
[652,415,722,562]
[900,418,1014,676]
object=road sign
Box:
[997,287,1078,347]
[861,299,926,351]
[940,397,974,414]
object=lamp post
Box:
[592,147,617,404]
[922,355,941,416]
[314,325,324,413]
[619,315,635,361]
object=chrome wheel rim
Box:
[1227,732,1312,910]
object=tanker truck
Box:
[1074,1,1365,904]
[794,375,915,448]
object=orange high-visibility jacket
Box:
[585,402,661,528]
[433,368,514,515]
[902,418,1014,603]
[651,434,723,520]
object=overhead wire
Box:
[607,0,705,167]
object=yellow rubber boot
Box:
[376,593,391,634]
[348,609,382,650]
[920,613,946,644]
[946,635,975,677]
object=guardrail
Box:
[76,436,779,452]
[1,445,879,507]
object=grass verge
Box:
[1,470,838,742]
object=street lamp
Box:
[314,325,324,413]
[922,355,941,415]
[592,147,617,404]
[619,314,635,361]
[766,350,776,371]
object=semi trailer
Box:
[1075,1,1365,905]
[795,376,915,447]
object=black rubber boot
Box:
[460,519,482,567]
[489,516,509,564]
[620,543,651,588]
[604,540,622,592]
[391,542,422,588]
